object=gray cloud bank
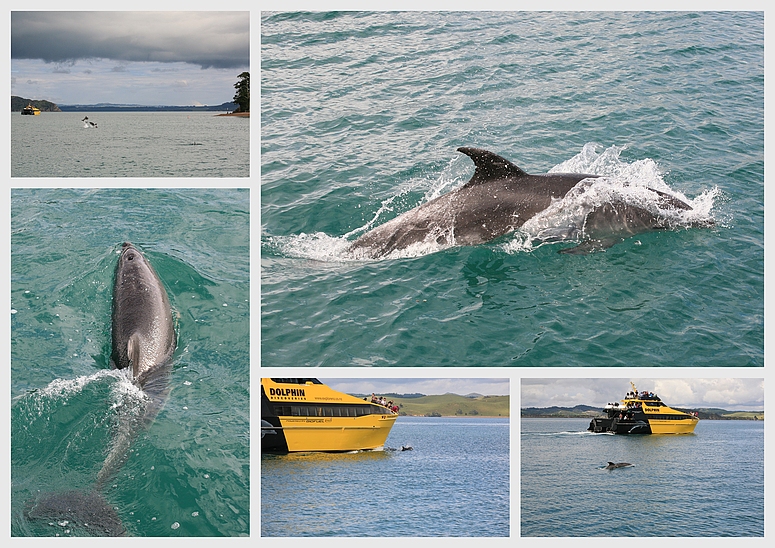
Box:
[12,11,249,69]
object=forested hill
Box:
[12,96,61,112]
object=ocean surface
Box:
[261,416,510,537]
[521,418,764,536]
[10,189,250,536]
[11,111,249,177]
[261,11,763,367]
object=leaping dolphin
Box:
[347,147,699,258]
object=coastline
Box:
[217,111,249,117]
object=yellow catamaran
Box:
[261,378,398,453]
[21,103,41,115]
[588,382,699,435]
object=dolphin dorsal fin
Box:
[458,147,528,187]
[127,333,142,380]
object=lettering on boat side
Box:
[269,387,307,398]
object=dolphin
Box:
[347,147,696,258]
[605,461,633,470]
[25,243,177,536]
[99,242,177,486]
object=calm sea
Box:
[261,416,510,537]
[11,111,249,177]
[261,11,763,367]
[521,418,764,536]
[10,189,250,536]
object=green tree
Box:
[233,71,249,113]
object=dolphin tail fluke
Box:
[24,490,126,536]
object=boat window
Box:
[269,378,322,385]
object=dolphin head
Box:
[115,242,159,286]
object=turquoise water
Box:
[11,189,250,536]
[261,416,510,537]
[11,112,249,177]
[261,11,763,367]
[521,418,764,536]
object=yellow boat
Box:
[21,104,41,115]
[261,378,398,453]
[588,382,699,435]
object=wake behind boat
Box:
[588,382,699,435]
[261,378,398,453]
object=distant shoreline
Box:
[217,112,250,117]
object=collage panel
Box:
[261,11,763,369]
[11,11,249,178]
[8,9,252,538]
[521,377,764,537]
[9,188,250,536]
[261,375,510,537]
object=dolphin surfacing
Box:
[99,242,177,487]
[605,461,634,470]
[25,243,178,536]
[348,147,698,258]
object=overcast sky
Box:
[521,378,763,411]
[322,378,510,397]
[11,11,249,106]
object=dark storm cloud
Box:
[11,11,249,69]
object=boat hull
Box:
[588,396,699,435]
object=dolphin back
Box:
[111,242,176,382]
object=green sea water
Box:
[10,188,250,536]
[261,11,763,367]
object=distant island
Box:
[522,405,763,421]
[12,95,238,113]
[353,392,509,417]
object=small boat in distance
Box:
[588,382,699,435]
[261,378,398,453]
[21,104,41,115]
